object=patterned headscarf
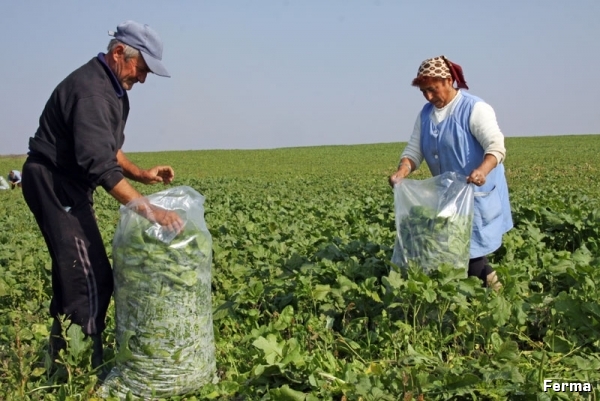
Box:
[416,55,469,89]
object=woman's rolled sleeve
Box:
[469,102,506,164]
[400,114,425,170]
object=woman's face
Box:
[419,78,456,108]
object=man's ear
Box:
[110,44,126,61]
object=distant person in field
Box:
[7,170,22,188]
[389,55,513,291]
[21,20,184,371]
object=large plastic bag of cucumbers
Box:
[99,186,216,399]
[392,171,474,275]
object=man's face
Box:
[111,46,151,90]
[419,78,455,109]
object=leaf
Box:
[423,288,436,303]
[31,367,46,377]
[365,362,384,375]
[545,335,572,354]
[548,259,573,274]
[553,297,580,316]
[253,334,284,365]
[337,275,358,292]
[438,265,468,286]
[253,364,283,377]
[316,244,346,261]
[571,355,600,371]
[443,373,480,390]
[281,338,305,367]
[572,246,592,266]
[382,270,404,290]
[493,340,520,363]
[274,305,295,330]
[582,302,600,321]
[0,277,8,297]
[32,323,49,337]
[218,380,241,395]
[313,284,331,301]
[213,300,235,321]
[489,295,511,326]
[115,330,135,363]
[18,327,34,341]
[490,332,503,350]
[66,324,87,361]
[171,348,183,362]
[399,344,438,367]
[269,385,311,401]
[354,375,374,395]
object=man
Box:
[21,20,183,370]
[8,170,22,188]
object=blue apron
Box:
[420,92,513,258]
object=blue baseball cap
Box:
[108,20,170,77]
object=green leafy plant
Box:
[1,136,600,400]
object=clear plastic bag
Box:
[391,171,474,275]
[0,176,9,190]
[99,186,217,399]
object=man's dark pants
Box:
[22,160,113,336]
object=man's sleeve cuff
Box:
[100,171,125,192]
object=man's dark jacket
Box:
[28,56,129,191]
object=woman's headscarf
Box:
[416,55,469,89]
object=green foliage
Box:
[1,135,600,399]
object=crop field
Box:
[1,134,600,400]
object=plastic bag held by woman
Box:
[100,186,217,399]
[392,171,474,275]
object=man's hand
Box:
[148,205,185,234]
[117,151,175,185]
[157,209,185,234]
[110,179,182,233]
[141,166,175,185]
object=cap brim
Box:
[140,51,170,78]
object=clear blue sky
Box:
[1,0,598,155]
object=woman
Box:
[389,55,512,290]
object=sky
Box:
[1,0,599,155]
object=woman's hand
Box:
[468,154,499,186]
[389,160,414,188]
[467,168,487,186]
[388,171,404,188]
